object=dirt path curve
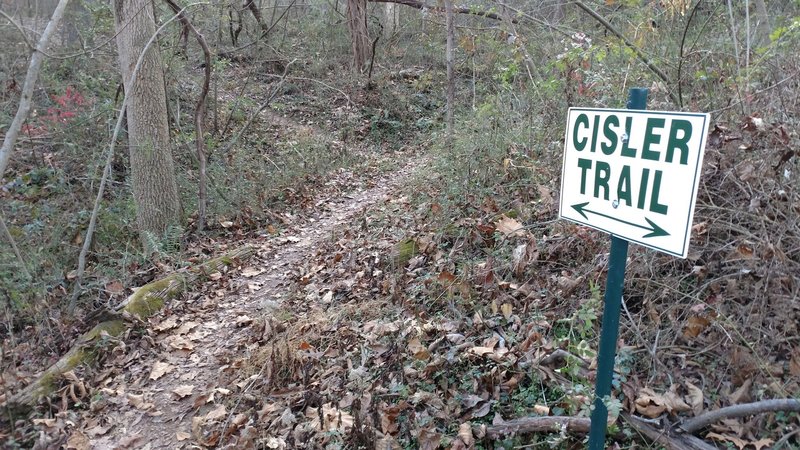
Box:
[86,152,422,450]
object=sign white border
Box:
[559,107,710,258]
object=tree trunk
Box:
[445,0,454,142]
[113,0,182,247]
[752,0,771,48]
[383,2,399,38]
[347,0,371,70]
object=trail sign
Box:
[559,107,710,258]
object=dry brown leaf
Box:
[790,347,800,377]
[683,314,711,338]
[417,425,442,450]
[500,303,513,321]
[173,385,195,399]
[664,386,692,414]
[176,431,191,441]
[495,215,527,237]
[685,382,704,416]
[751,438,774,450]
[154,317,178,332]
[635,387,690,418]
[728,378,753,404]
[32,418,58,428]
[149,361,174,380]
[456,422,474,447]
[408,337,426,355]
[65,431,90,450]
[206,404,227,421]
[706,432,748,449]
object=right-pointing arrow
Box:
[571,202,670,239]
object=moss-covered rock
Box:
[391,238,418,270]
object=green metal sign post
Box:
[587,88,648,449]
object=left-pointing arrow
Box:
[571,202,669,238]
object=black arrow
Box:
[571,202,669,238]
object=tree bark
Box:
[752,0,771,48]
[383,2,399,38]
[347,0,371,70]
[113,0,183,247]
[444,0,454,142]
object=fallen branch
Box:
[486,416,590,439]
[5,245,255,413]
[679,399,800,434]
[623,413,716,450]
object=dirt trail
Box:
[85,153,421,449]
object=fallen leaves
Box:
[494,215,528,238]
[635,386,691,418]
[172,384,195,399]
[149,361,175,381]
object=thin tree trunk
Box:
[113,0,183,247]
[347,0,371,70]
[445,0,454,143]
[752,0,770,48]
[0,0,70,181]
[383,2,398,38]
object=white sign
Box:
[559,108,710,258]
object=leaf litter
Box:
[9,117,800,449]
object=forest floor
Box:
[2,64,799,450]
[72,146,424,450]
[9,133,438,448]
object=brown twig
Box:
[679,399,800,434]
